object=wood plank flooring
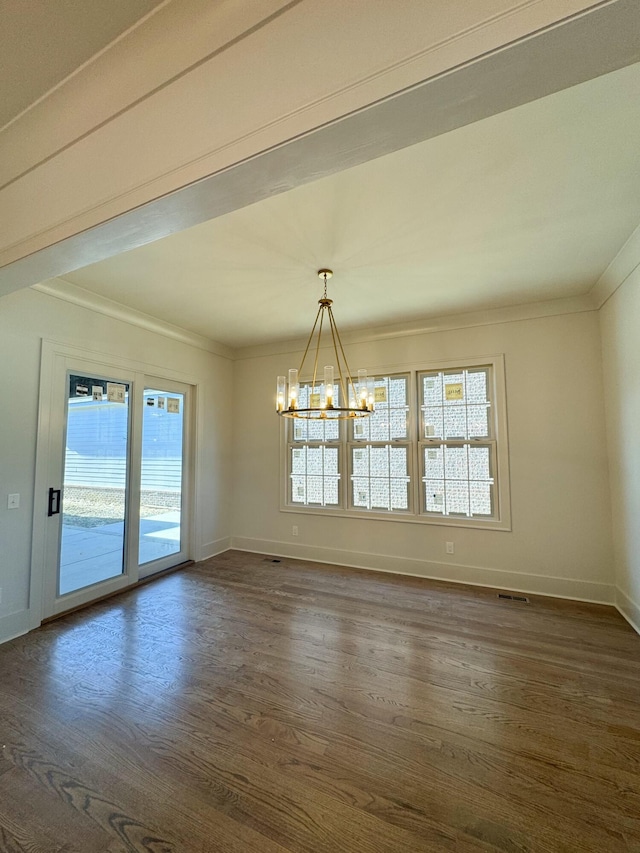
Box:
[1,550,639,852]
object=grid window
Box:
[289,382,342,507]
[353,375,409,441]
[283,359,509,528]
[421,368,490,439]
[352,445,410,511]
[290,445,340,506]
[350,374,411,513]
[423,444,494,517]
[420,366,496,519]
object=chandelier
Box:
[276,269,375,419]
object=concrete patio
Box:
[59,510,181,595]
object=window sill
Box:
[280,503,512,531]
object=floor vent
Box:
[497,593,529,603]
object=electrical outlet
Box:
[7,494,19,510]
[292,525,299,536]
[445,541,454,555]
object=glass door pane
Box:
[138,389,184,566]
[60,374,130,595]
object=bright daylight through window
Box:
[284,357,510,529]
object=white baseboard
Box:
[615,587,640,636]
[199,537,232,561]
[231,537,615,605]
[0,610,31,646]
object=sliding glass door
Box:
[59,375,131,595]
[138,387,188,576]
[37,350,193,619]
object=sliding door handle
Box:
[47,487,61,517]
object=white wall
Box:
[0,285,625,646]
[0,287,233,643]
[232,310,614,602]
[600,265,640,632]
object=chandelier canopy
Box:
[276,270,374,420]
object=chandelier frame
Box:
[276,270,374,420]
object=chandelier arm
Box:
[297,303,324,375]
[326,306,349,406]
[311,305,325,392]
[328,305,357,406]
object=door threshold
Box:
[41,560,195,624]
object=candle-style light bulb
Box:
[288,368,299,411]
[367,376,375,412]
[276,376,286,413]
[324,365,334,409]
[358,369,368,409]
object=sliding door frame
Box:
[30,340,199,627]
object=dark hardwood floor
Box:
[1,550,639,852]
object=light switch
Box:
[7,494,19,509]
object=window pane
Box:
[445,481,470,515]
[139,389,184,567]
[353,477,370,508]
[306,446,322,474]
[423,406,444,439]
[444,445,468,480]
[466,370,488,403]
[60,376,130,595]
[390,409,407,439]
[352,447,368,476]
[307,475,324,504]
[369,410,390,442]
[467,404,489,437]
[289,446,340,506]
[470,482,492,516]
[422,443,494,518]
[291,447,306,473]
[424,479,445,513]
[423,375,443,405]
[443,407,466,439]
[421,367,491,441]
[370,479,390,509]
[424,446,444,478]
[352,374,408,441]
[469,445,491,480]
[350,445,409,511]
[291,476,306,503]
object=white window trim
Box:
[280,354,511,531]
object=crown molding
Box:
[234,294,596,361]
[33,278,233,359]
[589,219,640,309]
[31,278,596,363]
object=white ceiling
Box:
[0,0,165,130]
[59,60,640,349]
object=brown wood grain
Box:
[0,550,639,852]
